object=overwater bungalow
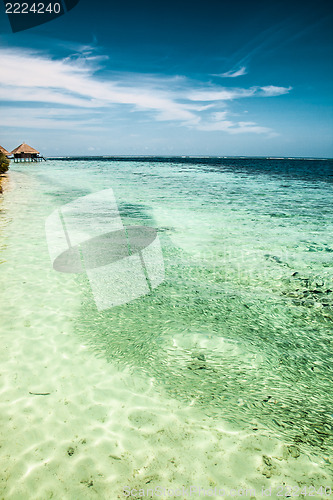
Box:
[10,143,46,162]
[0,145,10,157]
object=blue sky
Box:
[0,0,332,157]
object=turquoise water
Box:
[0,158,332,494]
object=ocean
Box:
[0,157,332,499]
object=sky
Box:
[0,0,332,157]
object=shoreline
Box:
[0,173,10,194]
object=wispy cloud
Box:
[260,85,292,96]
[0,46,291,136]
[194,112,277,136]
[186,85,291,102]
[218,66,247,78]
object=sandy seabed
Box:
[1,314,332,500]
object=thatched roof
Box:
[11,142,40,154]
[0,145,10,156]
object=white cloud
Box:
[211,111,229,121]
[196,119,274,135]
[187,85,291,102]
[0,46,291,136]
[260,85,292,96]
[219,66,247,78]
[0,48,198,123]
[187,87,256,102]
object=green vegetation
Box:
[0,152,10,175]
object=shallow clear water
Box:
[1,158,332,495]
